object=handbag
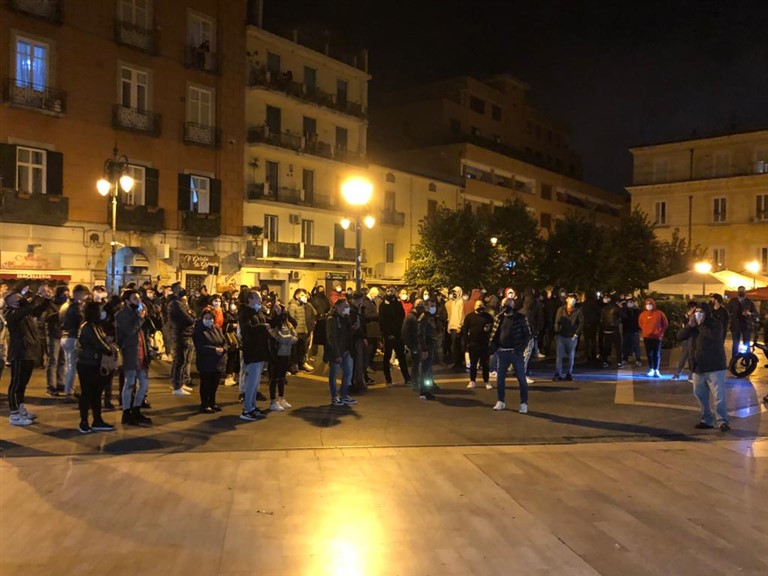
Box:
[225,330,241,349]
[100,344,121,375]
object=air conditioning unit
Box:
[157,244,170,259]
[289,271,301,282]
[289,214,300,225]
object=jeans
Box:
[468,345,490,383]
[171,335,193,389]
[328,351,353,400]
[496,349,528,404]
[692,370,728,426]
[242,361,264,413]
[61,337,79,394]
[555,335,578,376]
[76,363,104,424]
[419,348,434,394]
[450,330,463,367]
[644,338,662,370]
[383,336,410,383]
[46,335,65,391]
[122,369,149,409]
[582,325,598,360]
[291,333,309,370]
[731,326,751,359]
[675,339,691,377]
[622,331,642,362]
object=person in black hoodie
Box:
[463,299,494,389]
[238,290,270,420]
[379,286,411,385]
[193,308,227,414]
[169,283,196,394]
[489,295,532,413]
[76,302,116,433]
[621,297,642,366]
[44,285,69,396]
[61,284,89,400]
[401,299,424,390]
[599,294,625,368]
[677,302,730,431]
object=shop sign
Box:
[178,253,220,271]
[1,251,61,270]
[0,273,71,281]
[326,273,348,280]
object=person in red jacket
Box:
[638,298,669,378]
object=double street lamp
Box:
[340,176,374,293]
[97,146,134,295]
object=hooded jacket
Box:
[677,303,727,373]
[462,309,494,348]
[379,294,405,339]
[638,298,669,340]
[309,287,331,318]
[446,286,465,331]
[5,295,52,362]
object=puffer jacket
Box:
[193,320,227,373]
[77,322,113,367]
[239,306,271,363]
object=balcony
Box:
[0,189,69,226]
[381,210,405,227]
[184,45,219,74]
[267,241,301,258]
[303,244,330,260]
[179,210,220,237]
[247,125,302,151]
[244,241,343,262]
[114,19,157,54]
[246,183,335,210]
[112,105,162,137]
[2,78,66,115]
[8,0,62,22]
[247,125,365,165]
[333,247,357,262]
[109,203,165,233]
[183,122,221,148]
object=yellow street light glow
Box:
[119,174,135,192]
[745,260,760,274]
[490,236,498,246]
[97,178,111,196]
[363,215,375,229]
[694,261,712,274]
[340,218,351,230]
[340,176,373,206]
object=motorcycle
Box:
[729,318,767,379]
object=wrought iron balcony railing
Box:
[380,210,406,227]
[183,122,221,148]
[184,45,219,74]
[179,210,221,237]
[110,203,165,233]
[112,104,162,136]
[114,18,157,54]
[0,188,69,226]
[8,0,62,22]
[2,78,66,114]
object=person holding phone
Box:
[116,290,152,426]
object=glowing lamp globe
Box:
[340,218,351,230]
[341,177,373,206]
[119,174,135,193]
[694,261,712,274]
[97,178,111,196]
[745,261,760,274]
[363,215,375,229]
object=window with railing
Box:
[713,197,727,223]
[124,165,145,206]
[264,214,278,242]
[301,219,314,245]
[115,0,155,53]
[187,12,216,72]
[190,175,210,214]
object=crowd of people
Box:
[0,278,764,434]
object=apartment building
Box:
[240,18,461,295]
[370,75,626,236]
[628,130,768,274]
[0,0,246,291]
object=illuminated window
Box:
[654,201,666,225]
[16,146,46,194]
[712,248,726,270]
[301,219,314,245]
[188,84,213,126]
[15,37,48,90]
[264,214,278,242]
[124,165,145,206]
[190,175,210,213]
[713,197,726,223]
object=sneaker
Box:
[419,392,436,401]
[172,388,191,396]
[279,398,292,409]
[535,352,546,359]
[331,397,345,406]
[565,373,574,381]
[493,401,506,411]
[223,377,237,387]
[9,413,33,426]
[489,371,498,378]
[182,385,194,392]
[653,369,661,378]
[78,421,92,434]
[635,361,642,367]
[485,382,493,390]
[694,421,714,429]
[601,362,610,369]
[239,410,264,421]
[403,380,413,387]
[617,362,624,368]
[19,404,37,420]
[270,401,284,412]
[46,388,60,397]
[341,396,358,406]
[519,403,528,414]
[526,376,535,385]
[719,423,731,432]
[671,374,680,380]
[199,406,215,414]
[646,369,655,378]
[135,411,153,426]
[552,374,564,381]
[467,381,477,389]
[238,393,245,403]
[385,380,394,387]
[91,420,116,432]
[302,362,314,371]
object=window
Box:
[121,65,148,110]
[713,152,730,177]
[333,223,345,247]
[304,66,317,93]
[335,127,348,152]
[190,175,210,213]
[264,214,278,242]
[492,105,502,121]
[449,118,461,133]
[266,161,279,192]
[755,147,768,174]
[119,0,150,26]
[757,194,768,220]
[427,199,437,216]
[469,96,485,114]
[541,183,552,200]
[302,169,314,203]
[266,51,280,74]
[16,146,46,194]
[540,213,552,230]
[336,79,348,106]
[652,158,669,183]
[385,242,395,264]
[713,197,727,223]
[428,182,437,192]
[385,172,395,183]
[301,219,314,245]
[760,247,768,273]
[188,85,213,126]
[124,165,145,206]
[654,201,667,225]
[266,105,281,133]
[384,190,396,212]
[303,116,316,138]
[712,248,726,270]
[15,37,48,90]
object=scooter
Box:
[729,318,767,379]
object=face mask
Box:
[341,307,350,316]
[203,318,214,328]
[646,304,653,311]
[602,297,610,304]
[694,312,704,324]
[230,303,237,312]
[100,310,107,321]
[299,296,307,304]
[55,295,68,304]
[422,293,430,301]
[146,292,154,300]
[428,306,437,314]
[559,292,566,299]
[566,298,576,306]
[476,306,485,313]
[626,302,634,308]
[252,303,262,312]
[400,294,408,301]
[212,301,221,308]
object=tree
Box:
[610,207,663,290]
[486,199,544,289]
[657,227,706,277]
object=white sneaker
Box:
[526,377,535,385]
[172,388,191,396]
[223,377,237,387]
[646,369,655,377]
[270,401,284,412]
[19,403,37,420]
[279,398,292,409]
[520,403,528,414]
[9,413,33,426]
[535,352,546,358]
[654,369,662,378]
[489,371,498,378]
[182,385,193,392]
[485,382,493,390]
[302,362,314,371]
[493,401,505,411]
[466,381,476,389]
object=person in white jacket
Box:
[445,286,466,371]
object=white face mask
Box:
[694,312,704,324]
[428,306,437,315]
[340,307,351,316]
[400,294,408,301]
[229,303,237,312]
[203,318,214,328]
[646,304,653,311]
[603,297,611,304]
[566,298,576,306]
[299,296,307,304]
[212,301,221,308]
[252,303,261,312]
[100,310,107,321]
[626,302,634,308]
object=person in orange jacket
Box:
[638,298,669,378]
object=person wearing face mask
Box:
[193,308,227,414]
[115,290,153,426]
[672,301,698,381]
[677,302,729,431]
[223,299,241,386]
[489,295,532,413]
[209,294,224,329]
[553,293,583,381]
[168,282,196,395]
[621,297,642,367]
[599,294,625,369]
[401,299,424,389]
[708,294,730,342]
[310,285,331,358]
[580,293,601,363]
[60,284,89,401]
[0,281,8,387]
[328,283,344,306]
[398,288,413,316]
[379,286,411,386]
[726,286,757,360]
[416,296,439,400]
[288,289,316,373]
[44,285,69,396]
[638,298,669,378]
[363,287,381,372]
[324,298,358,406]
[445,286,467,372]
[463,299,494,389]
[267,304,298,411]
[238,290,270,420]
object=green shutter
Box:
[145,168,159,206]
[210,178,222,214]
[177,173,190,210]
[46,151,64,195]
[0,144,17,190]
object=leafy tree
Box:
[610,207,663,290]
[657,227,706,277]
[486,199,544,289]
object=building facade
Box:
[0,0,246,292]
[628,130,768,274]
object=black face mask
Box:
[178,290,187,299]
[738,292,746,298]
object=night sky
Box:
[264,0,768,195]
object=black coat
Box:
[5,296,52,361]
[462,311,494,349]
[239,306,271,363]
[77,322,113,367]
[324,312,353,361]
[379,296,405,339]
[193,320,227,373]
[169,296,195,337]
[677,311,726,374]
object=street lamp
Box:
[340,176,374,292]
[694,261,712,296]
[490,236,498,246]
[97,146,134,295]
[746,260,760,289]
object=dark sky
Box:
[263,0,768,194]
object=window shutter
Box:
[46,151,64,195]
[0,144,17,190]
[177,173,191,210]
[145,168,159,206]
[210,178,222,213]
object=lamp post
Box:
[340,176,374,292]
[694,261,712,296]
[745,260,760,290]
[97,146,134,295]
